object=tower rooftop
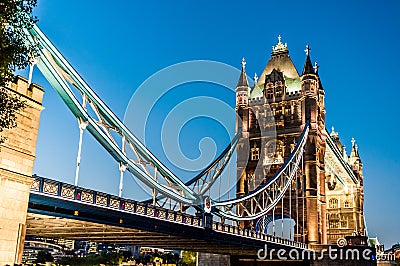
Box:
[257,35,300,86]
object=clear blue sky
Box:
[22,0,400,247]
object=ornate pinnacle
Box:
[305,44,311,56]
[241,57,246,70]
[272,35,288,53]
[254,73,258,84]
[314,61,319,73]
[351,137,356,147]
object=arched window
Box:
[251,146,260,161]
[267,88,273,99]
[329,198,338,209]
[329,221,339,229]
[275,86,283,98]
[237,95,243,105]
[341,221,348,228]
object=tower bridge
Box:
[0,21,372,266]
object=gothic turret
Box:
[236,58,250,108]
[301,45,321,127]
[302,45,315,75]
[301,45,319,96]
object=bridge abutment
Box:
[0,76,43,265]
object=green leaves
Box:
[0,0,38,86]
[0,0,37,144]
[0,86,26,144]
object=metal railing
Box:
[30,175,308,250]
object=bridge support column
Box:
[0,77,43,265]
[0,172,33,264]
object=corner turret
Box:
[236,58,250,108]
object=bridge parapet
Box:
[29,175,308,251]
[30,175,203,227]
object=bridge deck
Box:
[27,176,308,255]
[27,213,257,255]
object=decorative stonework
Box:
[236,39,365,245]
[272,35,288,53]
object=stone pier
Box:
[0,76,44,265]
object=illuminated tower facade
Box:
[235,36,365,245]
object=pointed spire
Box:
[237,57,249,88]
[302,44,315,75]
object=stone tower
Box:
[235,36,328,244]
[235,36,366,245]
[0,76,44,265]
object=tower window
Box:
[237,95,243,105]
[344,201,351,208]
[251,147,260,161]
[329,198,338,209]
[266,88,273,99]
[276,86,283,97]
[329,220,339,229]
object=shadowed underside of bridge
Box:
[26,213,258,255]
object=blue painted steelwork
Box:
[22,24,197,204]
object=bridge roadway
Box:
[26,175,308,256]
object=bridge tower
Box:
[0,76,44,265]
[235,37,328,244]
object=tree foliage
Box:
[0,86,25,143]
[181,251,197,266]
[0,0,38,144]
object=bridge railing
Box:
[211,221,308,249]
[30,175,308,250]
[30,175,203,227]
